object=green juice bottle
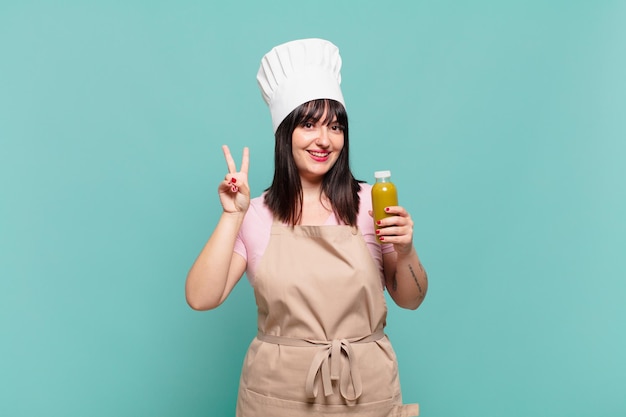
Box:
[372,170,398,243]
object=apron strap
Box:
[257,329,385,404]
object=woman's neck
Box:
[299,183,333,225]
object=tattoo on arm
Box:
[419,262,428,281]
[408,264,423,295]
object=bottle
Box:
[372,170,398,243]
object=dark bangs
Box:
[293,99,347,128]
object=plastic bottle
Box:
[372,170,398,243]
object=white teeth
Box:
[309,151,329,157]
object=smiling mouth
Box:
[308,151,330,158]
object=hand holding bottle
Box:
[371,170,414,255]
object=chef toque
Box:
[257,38,346,133]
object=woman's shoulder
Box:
[358,182,373,209]
[238,194,273,238]
[249,194,267,209]
[245,194,272,223]
[356,182,373,223]
[358,181,372,194]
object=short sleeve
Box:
[357,183,395,286]
[233,196,273,284]
[233,230,247,260]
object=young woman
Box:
[186,39,427,417]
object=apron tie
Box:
[257,329,385,404]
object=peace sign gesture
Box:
[218,145,250,213]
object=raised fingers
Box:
[240,147,250,175]
[222,145,237,174]
[222,145,250,176]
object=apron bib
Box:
[236,224,419,417]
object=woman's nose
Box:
[315,126,330,146]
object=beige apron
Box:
[236,223,419,417]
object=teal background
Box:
[1,1,625,416]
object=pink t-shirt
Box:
[233,183,395,285]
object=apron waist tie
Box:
[256,329,385,404]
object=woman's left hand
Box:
[370,206,414,255]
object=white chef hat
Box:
[257,38,345,133]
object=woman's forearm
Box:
[185,211,246,310]
[384,247,428,310]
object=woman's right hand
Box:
[219,145,250,213]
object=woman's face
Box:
[291,111,345,184]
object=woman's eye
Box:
[331,124,344,131]
[303,122,314,128]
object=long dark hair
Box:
[264,99,363,226]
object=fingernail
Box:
[375,229,380,235]
[385,207,390,212]
[231,185,239,192]
[376,220,382,225]
[379,236,385,241]
[231,178,237,183]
